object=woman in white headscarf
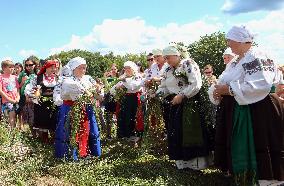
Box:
[212,25,284,185]
[156,46,211,170]
[54,57,102,160]
[223,48,237,66]
[110,61,143,141]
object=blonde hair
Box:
[1,60,13,69]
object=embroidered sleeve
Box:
[181,59,202,98]
[87,75,97,86]
[61,77,85,101]
[123,76,142,91]
[156,67,170,97]
[110,81,123,95]
[230,58,275,105]
[53,78,63,106]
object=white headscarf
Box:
[226,25,255,43]
[124,61,138,74]
[60,65,72,77]
[162,46,180,56]
[68,57,86,71]
[60,57,86,77]
[223,47,235,57]
[152,49,163,56]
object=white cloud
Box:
[49,14,284,64]
[49,17,222,55]
[0,56,13,61]
[19,49,37,58]
[222,0,284,14]
[241,10,284,64]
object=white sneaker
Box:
[129,136,140,142]
[175,160,184,169]
[258,180,284,186]
[183,157,209,170]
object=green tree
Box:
[188,32,227,76]
[174,32,227,76]
[47,32,228,78]
[47,50,147,78]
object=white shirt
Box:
[209,47,279,105]
[147,63,160,79]
[110,74,143,95]
[25,74,57,104]
[59,75,97,101]
[157,58,202,98]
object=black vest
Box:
[36,74,56,97]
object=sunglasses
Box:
[147,58,154,62]
[25,64,34,67]
[204,71,212,74]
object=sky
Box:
[0,0,284,64]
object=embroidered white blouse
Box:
[208,47,280,105]
[25,74,58,104]
[156,58,202,98]
[57,75,97,102]
[110,75,143,95]
[146,63,161,80]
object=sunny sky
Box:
[1,0,284,63]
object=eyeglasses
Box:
[147,58,154,62]
[25,64,34,67]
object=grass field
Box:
[0,123,232,186]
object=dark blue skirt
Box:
[54,103,101,160]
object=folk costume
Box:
[157,46,211,170]
[210,25,284,185]
[110,61,143,140]
[25,60,59,142]
[54,57,101,160]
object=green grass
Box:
[0,123,232,186]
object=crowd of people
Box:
[0,25,284,185]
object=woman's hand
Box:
[171,94,184,105]
[22,76,28,82]
[145,80,152,87]
[116,84,125,90]
[213,89,222,101]
[214,85,230,95]
[85,90,93,97]
[213,84,230,101]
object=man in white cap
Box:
[142,49,168,130]
[212,25,284,185]
[143,53,154,82]
[145,49,166,82]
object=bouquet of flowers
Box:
[69,87,99,149]
[113,84,127,103]
[173,67,189,85]
[102,77,120,93]
[141,78,166,153]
